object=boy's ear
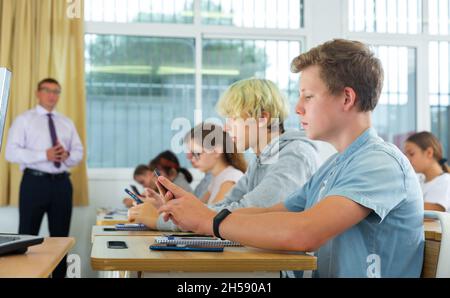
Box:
[342,87,357,111]
[259,111,271,128]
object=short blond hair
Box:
[216,78,289,124]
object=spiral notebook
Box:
[154,235,241,247]
[115,223,151,231]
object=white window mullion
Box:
[417,40,431,131]
[422,0,429,34]
[194,0,203,124]
[84,22,198,38]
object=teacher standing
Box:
[5,78,83,278]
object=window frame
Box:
[85,0,308,125]
[342,0,450,134]
[85,0,450,169]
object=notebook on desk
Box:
[154,235,241,247]
[115,223,152,231]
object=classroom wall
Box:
[0,141,334,278]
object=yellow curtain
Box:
[0,0,88,206]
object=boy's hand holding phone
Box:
[128,202,159,229]
[153,169,179,222]
[153,169,174,203]
[156,176,216,234]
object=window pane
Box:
[429,41,450,159]
[348,0,422,34]
[85,0,194,24]
[371,45,417,148]
[429,0,450,35]
[201,39,302,129]
[85,35,195,167]
[201,0,304,29]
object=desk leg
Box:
[141,272,279,278]
[99,271,132,278]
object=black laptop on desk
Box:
[0,233,44,255]
[0,67,44,256]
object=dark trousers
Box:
[19,171,73,278]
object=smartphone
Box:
[153,169,169,196]
[149,243,223,252]
[107,241,128,249]
[103,228,117,232]
[130,184,141,196]
[124,188,143,204]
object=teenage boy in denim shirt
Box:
[156,39,424,278]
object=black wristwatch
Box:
[213,209,232,239]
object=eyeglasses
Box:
[39,88,61,95]
[187,152,201,160]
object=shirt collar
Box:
[336,127,377,163]
[36,105,57,116]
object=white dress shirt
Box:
[5,105,84,174]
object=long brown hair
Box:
[406,131,449,173]
[185,123,247,173]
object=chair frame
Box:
[424,211,450,277]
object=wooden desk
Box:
[0,237,75,278]
[91,225,165,244]
[91,236,316,277]
[96,213,129,226]
[424,220,441,241]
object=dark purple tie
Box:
[47,113,61,168]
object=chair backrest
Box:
[422,211,450,278]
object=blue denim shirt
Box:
[284,128,424,277]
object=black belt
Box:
[24,168,69,179]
